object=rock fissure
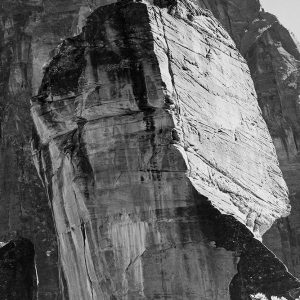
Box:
[124,249,146,273]
[80,221,95,299]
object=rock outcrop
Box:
[0,0,120,298]
[1,0,300,298]
[195,0,300,283]
[242,11,300,281]
[0,1,85,298]
[31,1,300,299]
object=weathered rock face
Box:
[0,238,36,300]
[196,0,261,49]
[0,0,119,298]
[242,13,300,281]
[1,0,300,298]
[0,2,60,299]
[196,0,300,283]
[31,1,300,299]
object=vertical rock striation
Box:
[31,1,300,299]
[0,2,60,298]
[0,0,117,298]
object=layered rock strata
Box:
[31,1,300,299]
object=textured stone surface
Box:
[243,14,300,281]
[0,238,36,300]
[1,0,300,298]
[0,3,60,299]
[0,1,116,298]
[196,0,300,283]
[31,1,299,299]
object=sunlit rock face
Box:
[31,1,300,299]
[242,15,300,280]
[197,0,300,282]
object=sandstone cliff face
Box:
[242,14,300,280]
[31,1,300,299]
[0,2,60,298]
[0,0,119,298]
[196,0,300,283]
[1,0,300,299]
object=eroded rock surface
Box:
[196,0,300,283]
[0,1,88,298]
[0,0,120,298]
[1,0,300,298]
[31,1,300,299]
[243,13,300,281]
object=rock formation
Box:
[0,0,300,299]
[1,0,122,298]
[242,11,300,281]
[195,0,300,283]
[30,1,300,299]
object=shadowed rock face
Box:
[31,1,300,299]
[0,1,92,298]
[0,0,121,298]
[0,238,36,300]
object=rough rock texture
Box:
[1,0,300,298]
[31,1,300,299]
[1,2,73,299]
[195,0,300,283]
[0,1,118,298]
[243,13,300,281]
[0,238,36,300]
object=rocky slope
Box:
[0,0,300,299]
[31,1,300,299]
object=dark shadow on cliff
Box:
[0,238,37,300]
[186,185,300,300]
